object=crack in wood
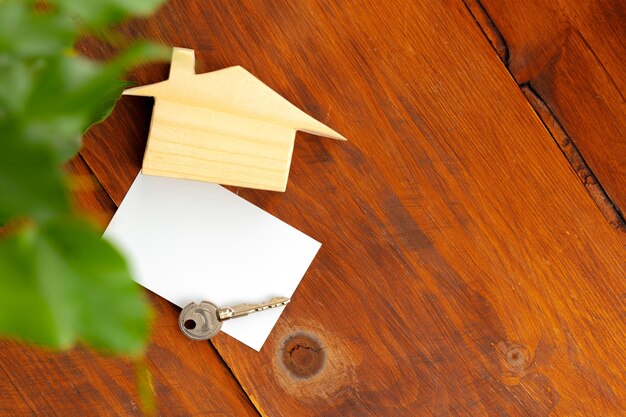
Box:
[461,0,509,65]
[461,0,626,232]
[521,85,626,231]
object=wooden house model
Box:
[123,47,346,192]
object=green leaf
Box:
[0,1,75,59]
[0,134,69,222]
[0,0,165,359]
[0,58,38,114]
[50,0,168,27]
[0,217,150,355]
[21,42,169,160]
[81,42,170,131]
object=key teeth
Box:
[269,297,290,306]
[219,297,291,321]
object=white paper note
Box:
[103,172,321,351]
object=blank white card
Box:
[104,172,321,351]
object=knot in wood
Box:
[281,333,325,378]
[504,345,530,372]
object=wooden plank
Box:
[78,0,626,415]
[465,0,626,231]
[0,156,259,416]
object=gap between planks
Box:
[460,0,626,234]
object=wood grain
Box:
[0,156,258,417]
[7,0,623,415]
[465,0,626,231]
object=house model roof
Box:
[124,47,346,191]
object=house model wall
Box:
[123,47,346,192]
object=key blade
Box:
[217,297,290,321]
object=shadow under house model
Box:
[123,47,346,192]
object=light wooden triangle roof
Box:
[123,47,347,141]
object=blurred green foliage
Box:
[0,0,168,356]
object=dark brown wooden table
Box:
[2,1,625,415]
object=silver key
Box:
[178,297,290,340]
